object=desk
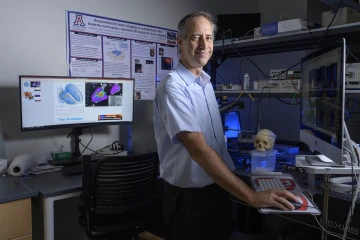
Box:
[0,175,38,240]
[296,155,360,240]
[232,164,360,240]
[20,172,82,240]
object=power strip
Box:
[346,63,360,89]
[270,69,301,80]
[257,79,301,91]
[222,84,242,90]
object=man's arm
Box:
[177,131,298,210]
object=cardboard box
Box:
[322,7,360,27]
[261,18,315,36]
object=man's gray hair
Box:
[178,11,218,40]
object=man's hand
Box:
[251,189,299,211]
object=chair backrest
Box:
[82,152,159,215]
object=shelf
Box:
[215,90,360,98]
[318,0,360,11]
[215,90,298,98]
[213,22,360,57]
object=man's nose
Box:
[198,37,206,48]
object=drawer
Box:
[0,198,31,240]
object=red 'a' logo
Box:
[74,15,85,26]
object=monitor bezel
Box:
[19,75,135,132]
[300,39,346,165]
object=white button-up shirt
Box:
[153,62,235,188]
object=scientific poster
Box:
[66,11,178,99]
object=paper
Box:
[7,154,34,176]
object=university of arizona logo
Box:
[73,15,85,26]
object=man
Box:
[153,11,298,240]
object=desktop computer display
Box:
[300,39,346,165]
[19,76,134,131]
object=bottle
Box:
[243,73,250,90]
[224,135,228,149]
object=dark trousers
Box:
[162,180,231,240]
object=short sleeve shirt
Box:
[153,62,235,188]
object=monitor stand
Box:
[67,127,85,161]
[343,123,359,166]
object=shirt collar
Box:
[175,62,211,86]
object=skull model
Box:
[254,129,276,152]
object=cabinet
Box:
[0,198,32,240]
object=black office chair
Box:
[78,152,162,240]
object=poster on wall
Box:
[66,11,178,100]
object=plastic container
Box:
[250,149,278,173]
[243,73,250,90]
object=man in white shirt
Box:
[153,11,298,240]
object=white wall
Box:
[0,0,211,159]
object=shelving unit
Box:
[212,22,360,58]
[215,90,360,98]
[210,22,360,95]
[212,19,360,240]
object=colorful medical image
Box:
[23,91,34,100]
[85,82,122,107]
[31,81,41,88]
[161,57,172,70]
[58,83,83,105]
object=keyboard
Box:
[63,162,97,176]
[48,158,81,167]
[258,178,286,191]
[49,154,106,167]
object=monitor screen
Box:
[300,39,346,165]
[19,76,134,131]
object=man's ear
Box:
[177,36,182,50]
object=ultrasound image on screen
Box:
[85,82,122,107]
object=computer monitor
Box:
[19,76,134,157]
[300,39,357,166]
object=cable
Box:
[314,216,344,239]
[280,9,297,21]
[276,97,300,105]
[230,40,301,79]
[80,128,93,155]
[311,0,344,53]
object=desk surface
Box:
[0,175,38,204]
[19,171,82,198]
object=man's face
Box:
[178,16,213,75]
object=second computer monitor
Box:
[300,39,346,165]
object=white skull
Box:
[254,129,276,152]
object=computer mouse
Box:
[287,200,302,210]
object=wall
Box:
[0,0,210,159]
